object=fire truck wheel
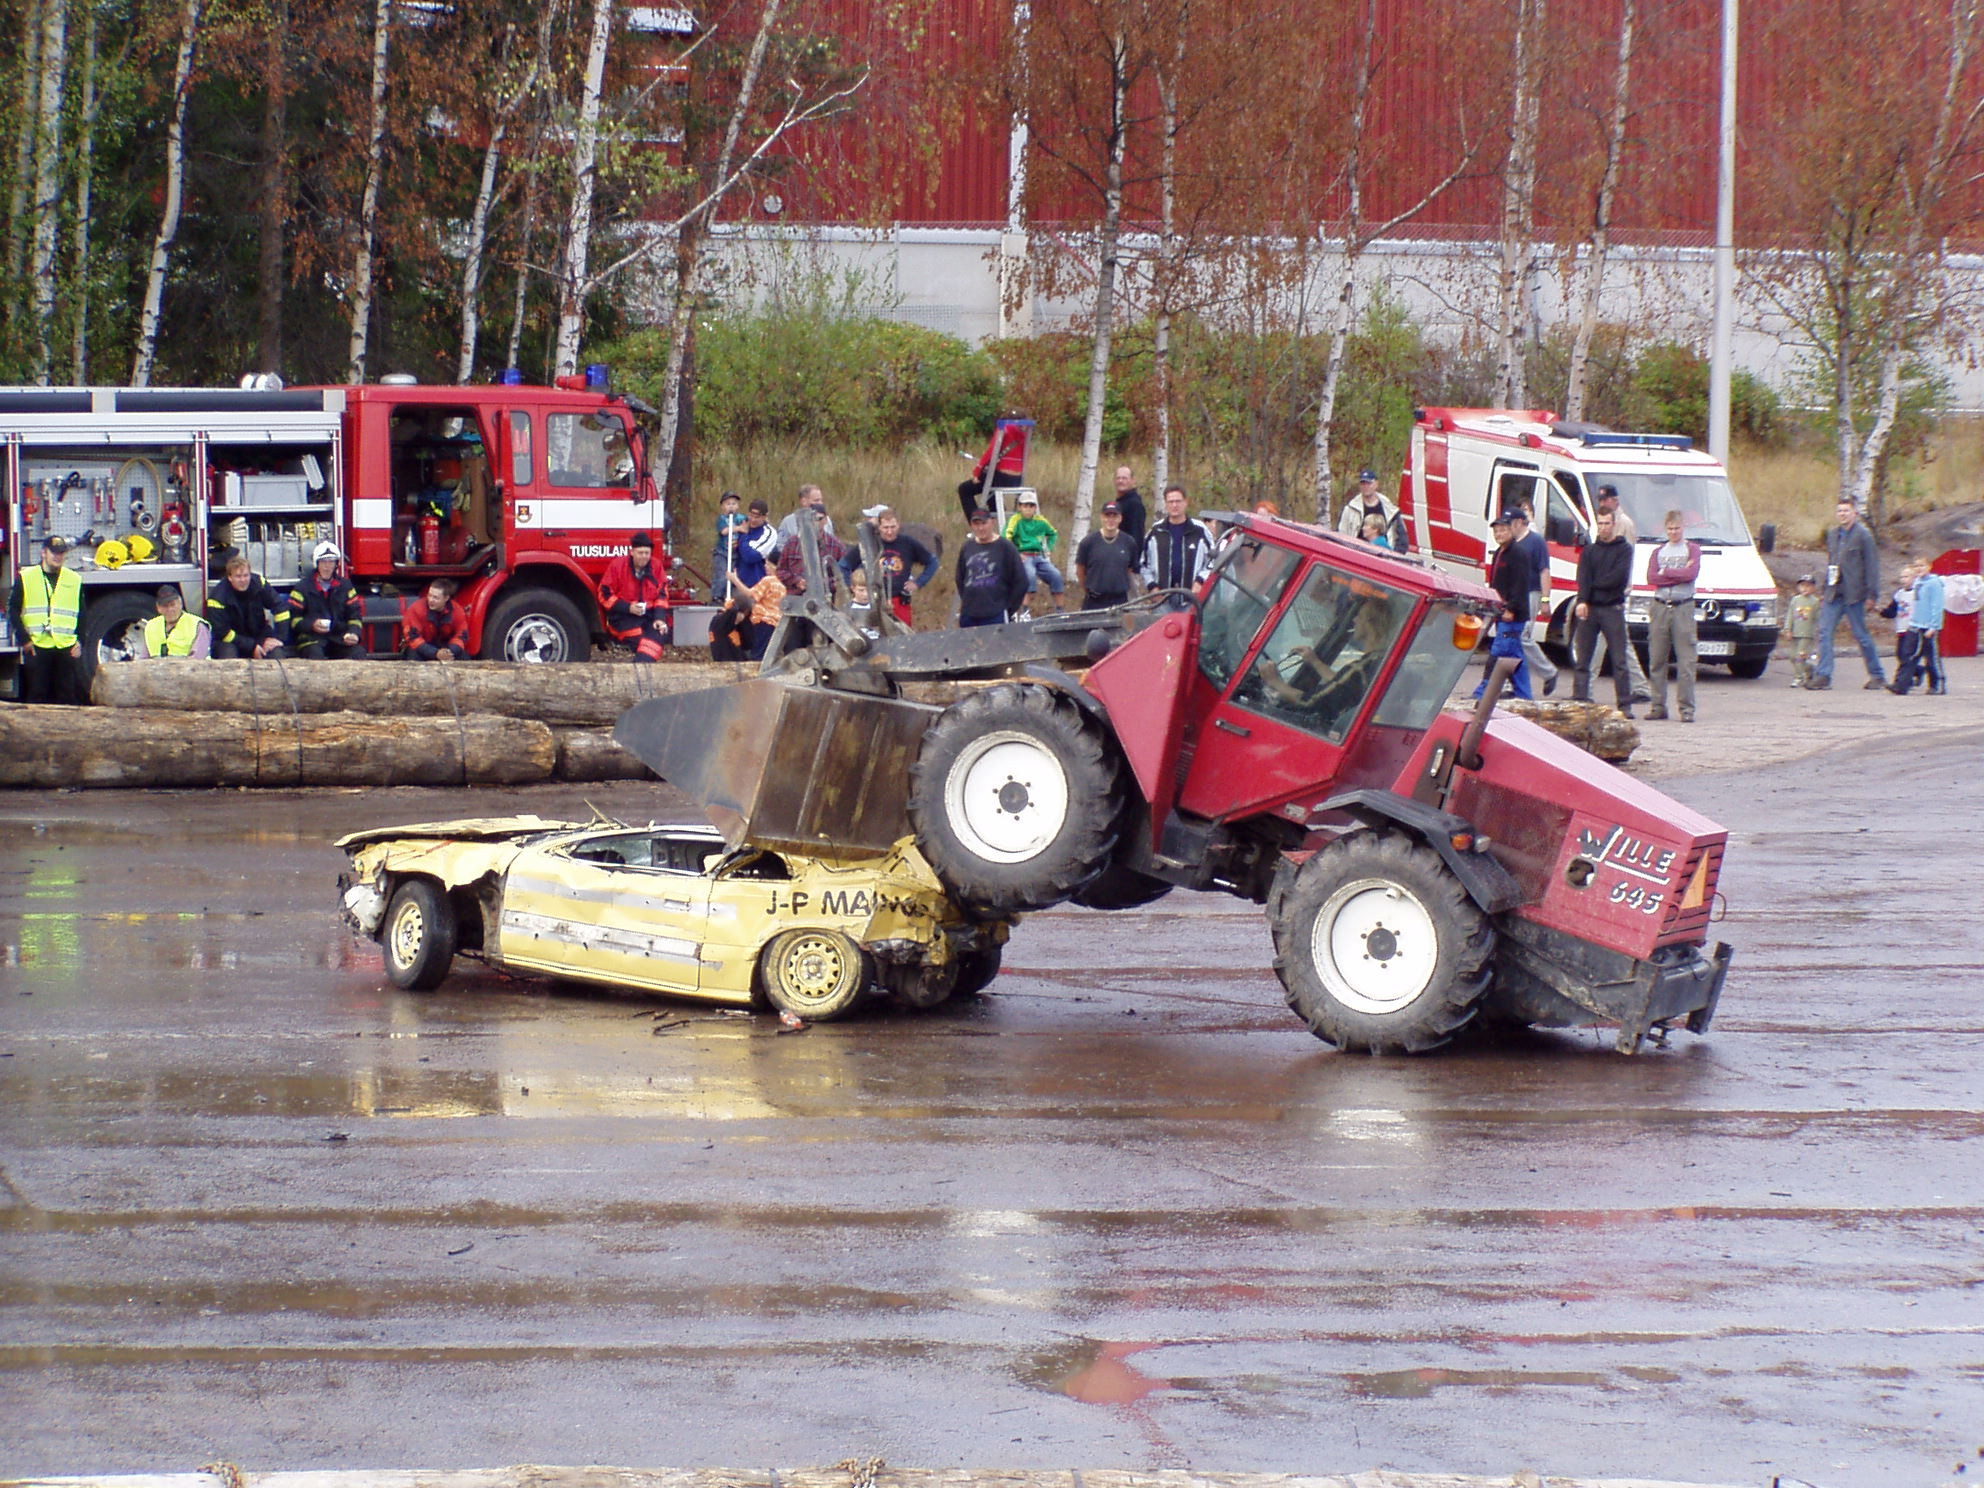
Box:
[79,590,158,680]
[480,587,592,664]
[381,878,457,992]
[1272,831,1493,1054]
[909,683,1123,915]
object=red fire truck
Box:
[1,375,689,692]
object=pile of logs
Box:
[1501,698,1640,762]
[0,659,746,790]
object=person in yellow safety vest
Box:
[134,584,212,659]
[8,534,86,704]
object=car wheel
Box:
[891,960,957,1011]
[479,586,591,664]
[908,683,1124,915]
[762,928,869,1020]
[1271,831,1492,1054]
[953,943,1004,998]
[381,878,457,991]
[1728,655,1769,680]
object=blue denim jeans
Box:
[1019,553,1065,597]
[1816,597,1883,682]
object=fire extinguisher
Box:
[419,511,441,564]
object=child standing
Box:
[1003,493,1067,612]
[1878,561,1921,688]
[1787,572,1821,687]
[711,490,747,597]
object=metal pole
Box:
[1708,0,1738,462]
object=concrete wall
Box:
[628,226,1984,414]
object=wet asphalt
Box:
[0,732,1979,1486]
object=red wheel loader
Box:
[616,510,1731,1054]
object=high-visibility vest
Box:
[19,565,82,649]
[143,610,205,657]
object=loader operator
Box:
[1252,586,1395,735]
[9,535,85,704]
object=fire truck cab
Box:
[1399,408,1781,678]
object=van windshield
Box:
[1594,471,1752,545]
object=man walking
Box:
[1142,485,1214,591]
[1644,509,1702,721]
[1571,508,1635,716]
[10,535,85,703]
[1476,510,1535,701]
[956,507,1030,627]
[1509,505,1558,696]
[1809,499,1884,690]
[1111,465,1148,549]
[1075,502,1138,610]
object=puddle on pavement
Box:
[1021,1337,1170,1404]
[1350,1364,1683,1397]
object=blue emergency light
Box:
[1580,431,1694,451]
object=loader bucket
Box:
[614,678,940,856]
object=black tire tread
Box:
[1269,830,1492,1054]
[382,877,457,992]
[907,683,1124,915]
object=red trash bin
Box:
[1931,548,1982,658]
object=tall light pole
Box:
[1708,0,1738,460]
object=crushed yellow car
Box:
[336,815,1010,1020]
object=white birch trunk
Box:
[1311,0,1377,521]
[130,0,203,388]
[652,0,783,483]
[1565,0,1635,423]
[553,0,616,379]
[254,0,288,373]
[7,0,44,289]
[345,0,394,382]
[1850,344,1905,513]
[1151,13,1186,494]
[1072,34,1129,545]
[68,0,98,382]
[29,0,68,384]
[506,164,542,373]
[1494,0,1545,408]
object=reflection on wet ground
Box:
[3,777,1983,1485]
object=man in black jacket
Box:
[1571,509,1635,714]
[208,553,291,658]
[1474,509,1534,700]
[956,507,1031,627]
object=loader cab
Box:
[1167,521,1487,824]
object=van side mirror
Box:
[1548,515,1579,547]
[1758,522,1776,554]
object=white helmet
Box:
[313,541,343,564]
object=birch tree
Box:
[1562,0,1637,423]
[1149,9,1187,492]
[6,0,45,300]
[1747,0,1984,518]
[1306,0,1476,519]
[550,0,616,379]
[345,0,394,381]
[28,0,68,382]
[68,0,100,381]
[1493,0,1546,408]
[131,0,205,387]
[457,1,560,380]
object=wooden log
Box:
[552,726,657,782]
[90,657,752,726]
[0,705,555,789]
[1502,699,1640,762]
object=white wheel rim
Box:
[943,730,1071,864]
[1311,877,1440,1015]
[507,616,568,663]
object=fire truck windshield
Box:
[1595,471,1752,546]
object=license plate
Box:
[1698,640,1734,657]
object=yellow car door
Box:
[497,831,712,995]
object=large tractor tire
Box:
[1270,831,1493,1054]
[907,683,1124,915]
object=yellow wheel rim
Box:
[774,932,855,1012]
